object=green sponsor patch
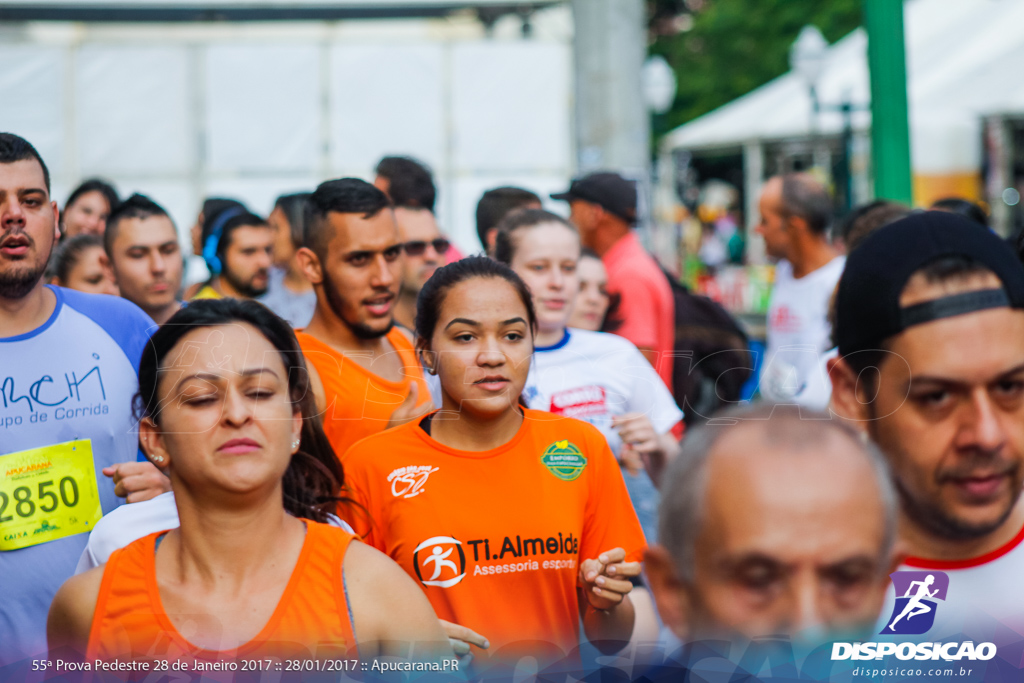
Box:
[541,440,587,481]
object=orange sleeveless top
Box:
[86,521,357,664]
[296,328,431,459]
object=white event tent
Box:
[661,0,1024,230]
[0,2,574,280]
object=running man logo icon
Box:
[881,571,950,635]
[412,536,467,588]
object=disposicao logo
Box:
[882,571,949,635]
[831,570,997,662]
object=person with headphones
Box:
[191,206,275,301]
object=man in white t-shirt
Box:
[830,212,1024,656]
[757,173,844,404]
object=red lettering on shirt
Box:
[769,306,802,333]
[549,386,607,420]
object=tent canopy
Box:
[663,0,1024,173]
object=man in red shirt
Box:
[553,172,675,389]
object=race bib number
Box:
[0,439,103,551]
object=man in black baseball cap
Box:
[551,172,638,224]
[829,210,1024,640]
[551,172,676,390]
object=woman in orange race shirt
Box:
[47,299,451,670]
[342,256,647,676]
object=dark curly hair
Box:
[304,178,391,260]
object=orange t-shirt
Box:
[342,409,647,667]
[296,328,431,459]
[86,522,357,667]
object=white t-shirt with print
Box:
[761,256,845,404]
[523,328,682,453]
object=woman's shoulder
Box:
[341,540,452,656]
[304,516,355,532]
[342,537,399,576]
[342,417,434,463]
[49,533,162,655]
[54,563,106,612]
[77,492,179,573]
[48,563,106,652]
[522,408,608,442]
[565,328,647,362]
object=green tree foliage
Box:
[648,0,863,139]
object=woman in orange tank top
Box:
[47,299,451,667]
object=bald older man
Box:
[756,174,844,404]
[645,403,899,644]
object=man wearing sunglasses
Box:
[393,205,450,331]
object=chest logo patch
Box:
[387,465,439,499]
[541,440,587,481]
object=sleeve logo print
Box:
[541,440,587,481]
[387,465,440,499]
[882,571,949,635]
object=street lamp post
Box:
[642,54,679,265]
[790,25,828,121]
[790,25,866,213]
[641,55,677,116]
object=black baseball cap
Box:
[551,172,637,224]
[835,210,1024,358]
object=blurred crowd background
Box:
[2,0,1021,332]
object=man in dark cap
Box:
[830,210,1024,640]
[552,172,675,389]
